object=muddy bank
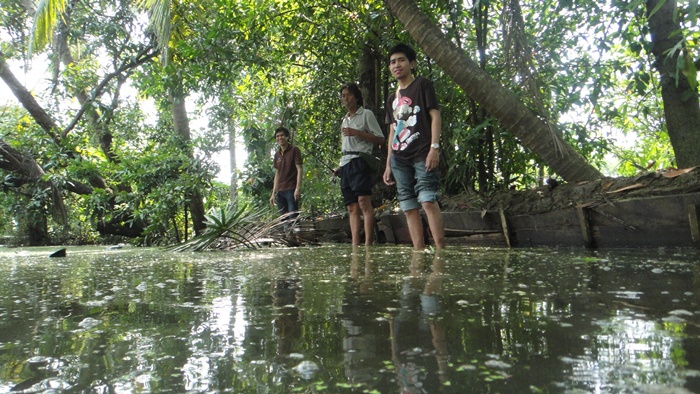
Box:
[441,167,700,215]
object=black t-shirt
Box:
[385,76,439,162]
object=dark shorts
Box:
[340,157,373,206]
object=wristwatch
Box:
[430,143,440,150]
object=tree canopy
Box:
[1,0,699,245]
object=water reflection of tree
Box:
[449,251,588,388]
[3,248,700,392]
[0,254,204,392]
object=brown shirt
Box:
[273,145,303,192]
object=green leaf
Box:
[682,50,698,90]
[29,0,67,54]
[647,0,667,19]
[690,0,698,26]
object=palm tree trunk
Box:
[384,0,602,182]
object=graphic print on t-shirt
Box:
[391,95,420,152]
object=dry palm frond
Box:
[171,202,302,252]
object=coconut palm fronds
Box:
[170,202,302,252]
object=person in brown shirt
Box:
[269,127,303,218]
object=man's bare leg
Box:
[422,201,445,249]
[358,195,375,246]
[347,203,361,246]
[404,208,425,249]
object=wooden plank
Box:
[588,194,700,247]
[510,209,580,230]
[320,192,700,248]
[441,211,502,232]
[444,228,500,236]
[445,232,506,247]
[378,215,407,245]
[499,209,511,248]
[313,217,347,231]
[577,207,595,248]
[514,228,584,247]
[689,204,700,243]
[509,209,581,247]
[592,192,700,227]
[596,225,692,248]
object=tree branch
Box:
[60,46,158,138]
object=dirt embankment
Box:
[441,167,700,215]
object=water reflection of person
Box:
[423,251,448,385]
[350,245,374,295]
[389,250,448,393]
[343,246,379,387]
[272,277,303,358]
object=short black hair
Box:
[387,43,417,64]
[339,82,364,107]
[274,126,290,138]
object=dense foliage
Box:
[1,0,699,245]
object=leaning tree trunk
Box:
[384,0,602,183]
[646,0,700,169]
[0,52,59,136]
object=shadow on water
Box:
[0,245,699,393]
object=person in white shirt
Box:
[335,83,385,246]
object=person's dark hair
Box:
[274,126,290,139]
[339,82,364,107]
[387,43,417,64]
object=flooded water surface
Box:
[0,245,699,393]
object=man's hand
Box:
[342,127,360,137]
[425,148,439,172]
[383,166,395,186]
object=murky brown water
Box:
[0,245,699,393]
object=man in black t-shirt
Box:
[383,44,445,249]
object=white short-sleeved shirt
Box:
[339,106,384,167]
